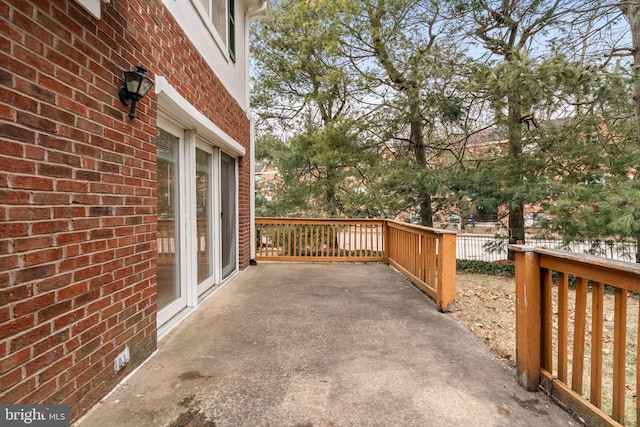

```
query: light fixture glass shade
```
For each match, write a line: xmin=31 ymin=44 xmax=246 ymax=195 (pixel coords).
xmin=136 ymin=77 xmax=154 ymax=97
xmin=119 ymin=65 xmax=154 ymax=119
xmin=124 ymin=66 xmax=154 ymax=98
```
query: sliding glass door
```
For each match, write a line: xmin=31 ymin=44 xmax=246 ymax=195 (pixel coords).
xmin=221 ymin=153 xmax=236 ymax=279
xmin=156 ymin=125 xmax=187 ymax=325
xmin=156 ymin=119 xmax=239 ymax=329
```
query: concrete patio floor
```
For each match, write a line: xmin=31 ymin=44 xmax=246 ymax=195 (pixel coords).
xmin=78 ymin=263 xmax=580 ymax=427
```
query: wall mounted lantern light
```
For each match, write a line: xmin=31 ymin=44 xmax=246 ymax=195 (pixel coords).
xmin=118 ymin=66 xmax=154 ymax=119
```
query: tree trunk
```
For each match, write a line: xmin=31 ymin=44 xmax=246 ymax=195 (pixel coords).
xmin=623 ymin=4 xmax=640 ymax=144
xmin=325 ymin=168 xmax=339 ymax=217
xmin=411 ymin=116 xmax=433 ymax=227
xmin=367 ymin=4 xmax=433 ymax=227
xmin=507 ymin=93 xmax=525 ymax=260
xmin=624 ymin=3 xmax=640 ymax=262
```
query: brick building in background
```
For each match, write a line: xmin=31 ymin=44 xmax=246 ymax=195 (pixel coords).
xmin=0 ymin=0 xmax=270 ymax=421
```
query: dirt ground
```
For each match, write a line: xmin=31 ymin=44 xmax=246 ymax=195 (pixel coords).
xmin=449 ymin=272 xmax=518 ymax=367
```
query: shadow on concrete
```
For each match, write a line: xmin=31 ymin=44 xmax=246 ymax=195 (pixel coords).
xmin=79 ymin=263 xmax=579 ymax=427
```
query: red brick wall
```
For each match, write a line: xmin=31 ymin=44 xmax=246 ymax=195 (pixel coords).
xmin=0 ymin=0 xmax=251 ymax=421
xmin=238 ymin=154 xmax=252 ymax=269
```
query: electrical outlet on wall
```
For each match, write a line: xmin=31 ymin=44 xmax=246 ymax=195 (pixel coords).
xmin=114 ymin=347 xmax=130 ymax=372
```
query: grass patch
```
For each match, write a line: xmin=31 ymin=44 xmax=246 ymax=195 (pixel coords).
xmin=456 ymin=259 xmax=515 ymax=276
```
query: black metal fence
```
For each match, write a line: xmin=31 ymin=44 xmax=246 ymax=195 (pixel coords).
xmin=457 ymin=234 xmax=637 ymax=263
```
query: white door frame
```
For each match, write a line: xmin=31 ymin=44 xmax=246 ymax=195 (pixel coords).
xmin=155 ymin=77 xmax=244 ymax=334
xmin=196 ymin=140 xmax=221 ymax=296
xmin=156 ymin=117 xmax=189 ymax=327
xmin=221 ymin=152 xmax=239 ymax=279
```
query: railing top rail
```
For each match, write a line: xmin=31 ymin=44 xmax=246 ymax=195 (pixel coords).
xmin=538 ymin=247 xmax=640 ymax=275
xmin=255 ymin=217 xmax=458 ymax=235
xmin=256 ymin=217 xmax=385 ymax=225
xmin=457 ymin=233 xmax=504 ymax=238
xmin=385 ymin=219 xmax=458 ymax=235
xmin=510 ymin=245 xmax=640 ymax=275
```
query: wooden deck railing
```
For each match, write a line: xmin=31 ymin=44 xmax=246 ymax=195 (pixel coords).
xmin=512 ymin=245 xmax=640 ymax=426
xmin=255 ymin=218 xmax=456 ymax=312
xmin=385 ymin=220 xmax=456 ymax=312
xmin=255 ymin=218 xmax=385 ymax=262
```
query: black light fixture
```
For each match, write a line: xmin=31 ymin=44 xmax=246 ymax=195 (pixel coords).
xmin=118 ymin=66 xmax=154 ymax=119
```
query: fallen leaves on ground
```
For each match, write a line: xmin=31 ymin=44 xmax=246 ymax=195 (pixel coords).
xmin=449 ymin=273 xmax=517 ymax=367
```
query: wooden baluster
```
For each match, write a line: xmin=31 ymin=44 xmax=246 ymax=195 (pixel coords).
xmin=429 ymin=236 xmax=436 ymax=287
xmin=612 ymin=287 xmax=627 ymax=423
xmin=291 ymin=224 xmax=296 ymax=257
xmin=405 ymin=231 xmax=409 ymax=271
xmin=314 ymin=224 xmax=319 ymax=257
xmin=541 ymin=268 xmax=553 ymax=373
xmin=590 ymin=281 xmax=604 ymax=408
xmin=419 ymin=234 xmax=425 ymax=282
xmin=558 ymin=272 xmax=569 ymax=383
xmin=350 ymin=224 xmax=354 ymax=258
xmin=343 ymin=225 xmax=347 ymax=258
xmin=277 ymin=224 xmax=282 ymax=257
xmin=572 ymin=277 xmax=588 ymax=395
xmin=413 ymin=233 xmax=418 ymax=275
xmin=404 ymin=230 xmax=409 ymax=267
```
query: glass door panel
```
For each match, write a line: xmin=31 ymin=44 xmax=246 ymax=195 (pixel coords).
xmin=156 ymin=125 xmax=187 ymax=326
xmin=157 ymin=128 xmax=180 ymax=310
xmin=196 ymin=148 xmax=215 ymax=294
xmin=221 ymin=153 xmax=236 ymax=278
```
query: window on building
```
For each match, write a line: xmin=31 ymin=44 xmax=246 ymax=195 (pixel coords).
xmin=75 ymin=0 xmax=101 ymax=19
xmin=197 ymin=0 xmax=236 ymax=62
xmin=474 ymin=206 xmax=498 ymax=223
xmin=228 ymin=0 xmax=236 ymax=62
xmin=524 ymin=212 xmax=545 ymax=228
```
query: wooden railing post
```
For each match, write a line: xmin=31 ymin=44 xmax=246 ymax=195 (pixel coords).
xmin=511 ymin=244 xmax=541 ymax=391
xmin=436 ymin=232 xmax=456 ymax=313
xmin=383 ymin=220 xmax=389 ymax=265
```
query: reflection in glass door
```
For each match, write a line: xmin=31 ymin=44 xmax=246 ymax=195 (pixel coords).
xmin=221 ymin=153 xmax=236 ymax=278
xmin=196 ymin=147 xmax=215 ymax=295
xmin=156 ymin=126 xmax=186 ymax=323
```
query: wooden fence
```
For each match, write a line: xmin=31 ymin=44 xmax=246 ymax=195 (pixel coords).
xmin=255 ymin=218 xmax=456 ymax=312
xmin=512 ymin=245 xmax=640 ymax=426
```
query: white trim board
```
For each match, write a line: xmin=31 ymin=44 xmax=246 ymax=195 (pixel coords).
xmin=75 ymin=0 xmax=111 ymax=19
xmin=155 ymin=76 xmax=246 ymax=158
